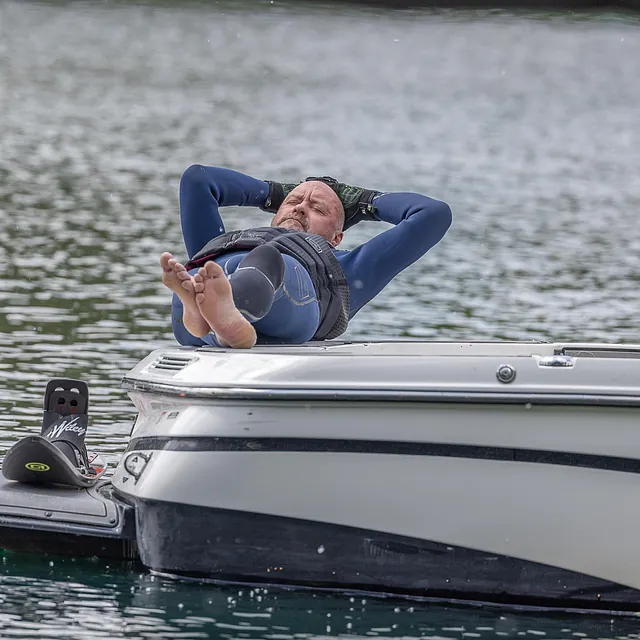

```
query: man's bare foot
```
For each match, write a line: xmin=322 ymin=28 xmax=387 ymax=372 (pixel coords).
xmin=193 ymin=261 xmax=257 ymax=349
xmin=160 ymin=252 xmax=210 ymax=338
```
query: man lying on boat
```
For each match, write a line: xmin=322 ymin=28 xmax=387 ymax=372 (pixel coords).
xmin=160 ymin=165 xmax=452 ymax=348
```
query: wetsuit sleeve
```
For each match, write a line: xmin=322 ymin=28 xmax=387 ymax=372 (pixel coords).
xmin=338 ymin=192 xmax=452 ymax=317
xmin=179 ymin=165 xmax=271 ymax=258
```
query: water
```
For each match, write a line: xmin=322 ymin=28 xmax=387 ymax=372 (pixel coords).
xmin=0 ymin=0 xmax=639 ymax=636
xmin=2 ymin=555 xmax=640 ymax=640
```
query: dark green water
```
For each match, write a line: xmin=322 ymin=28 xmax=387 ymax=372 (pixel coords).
xmin=2 ymin=552 xmax=640 ymax=639
xmin=1 ymin=0 xmax=640 ymax=636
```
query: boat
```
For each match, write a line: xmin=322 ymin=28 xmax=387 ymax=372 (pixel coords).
xmin=2 ymin=340 xmax=640 ymax=612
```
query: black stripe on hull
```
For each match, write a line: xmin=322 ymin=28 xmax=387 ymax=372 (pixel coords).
xmin=132 ymin=499 xmax=640 ymax=611
xmin=127 ymin=436 xmax=640 ymax=475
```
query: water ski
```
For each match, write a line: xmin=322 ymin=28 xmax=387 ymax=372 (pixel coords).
xmin=1 ymin=379 xmax=107 ymax=488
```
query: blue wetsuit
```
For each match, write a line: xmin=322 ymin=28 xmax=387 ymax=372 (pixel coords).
xmin=172 ymin=165 xmax=452 ymax=346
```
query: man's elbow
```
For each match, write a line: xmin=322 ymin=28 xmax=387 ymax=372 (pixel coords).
xmin=428 ymin=198 xmax=453 ymax=238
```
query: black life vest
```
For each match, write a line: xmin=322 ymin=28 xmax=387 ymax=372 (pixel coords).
xmin=185 ymin=227 xmax=350 ymax=340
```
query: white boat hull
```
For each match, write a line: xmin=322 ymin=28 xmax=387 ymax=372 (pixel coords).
xmin=110 ymin=341 xmax=640 ymax=610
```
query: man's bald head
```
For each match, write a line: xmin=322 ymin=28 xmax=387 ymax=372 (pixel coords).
xmin=271 ymin=181 xmax=344 ymax=247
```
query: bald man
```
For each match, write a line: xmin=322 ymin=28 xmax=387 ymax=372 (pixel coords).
xmin=161 ymin=165 xmax=452 ymax=348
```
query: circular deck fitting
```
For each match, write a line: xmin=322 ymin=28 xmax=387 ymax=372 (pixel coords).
xmin=496 ymin=364 xmax=516 ymax=384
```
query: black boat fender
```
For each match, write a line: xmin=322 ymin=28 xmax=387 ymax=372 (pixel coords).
xmin=1 ymin=379 xmax=106 ymax=488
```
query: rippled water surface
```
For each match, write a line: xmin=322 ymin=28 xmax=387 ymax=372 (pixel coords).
xmin=1 ymin=0 xmax=640 ymax=637
xmin=2 ymin=553 xmax=640 ymax=640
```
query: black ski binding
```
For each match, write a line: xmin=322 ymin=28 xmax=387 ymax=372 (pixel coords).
xmin=2 ymin=379 xmax=107 ymax=488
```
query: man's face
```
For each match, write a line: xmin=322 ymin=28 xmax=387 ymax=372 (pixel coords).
xmin=271 ymin=181 xmax=344 ymax=247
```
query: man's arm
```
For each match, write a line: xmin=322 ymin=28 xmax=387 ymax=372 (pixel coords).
xmin=337 ymin=192 xmax=452 ymax=317
xmin=179 ymin=165 xmax=271 ymax=258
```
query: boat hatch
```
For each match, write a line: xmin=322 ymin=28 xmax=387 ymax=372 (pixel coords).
xmin=559 ymin=347 xmax=640 ymax=359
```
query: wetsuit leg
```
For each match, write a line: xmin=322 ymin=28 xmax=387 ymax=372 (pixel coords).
xmin=222 ymin=250 xmax=321 ymax=344
xmin=228 ymin=245 xmax=285 ymax=321
xmin=251 ymin=254 xmax=320 ymax=344
xmin=171 ymin=252 xmax=320 ymax=346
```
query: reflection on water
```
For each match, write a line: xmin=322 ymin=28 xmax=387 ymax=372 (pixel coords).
xmin=1 ymin=553 xmax=640 ymax=640
xmin=1 ymin=0 xmax=640 ymax=637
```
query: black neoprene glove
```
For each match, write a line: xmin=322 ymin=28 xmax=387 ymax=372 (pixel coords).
xmin=260 ymin=180 xmax=301 ymax=213
xmin=304 ymin=176 xmax=382 ymax=230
